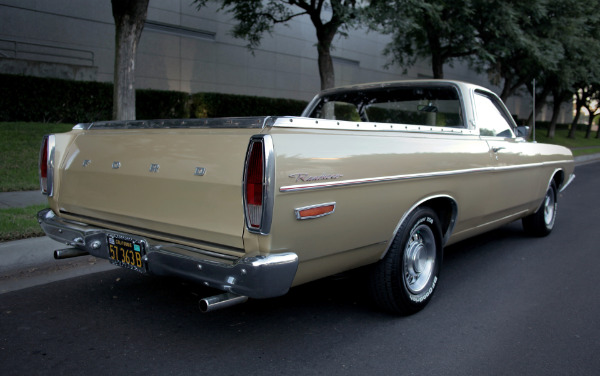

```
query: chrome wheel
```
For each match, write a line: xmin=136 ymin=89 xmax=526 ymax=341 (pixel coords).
xmin=404 ymin=225 xmax=436 ymax=294
xmin=522 ymin=181 xmax=558 ymax=237
xmin=370 ymin=206 xmax=442 ymax=315
xmin=543 ymin=189 xmax=556 ymax=227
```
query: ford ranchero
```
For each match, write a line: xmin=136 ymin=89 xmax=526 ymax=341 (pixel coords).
xmin=38 ymin=80 xmax=575 ymax=314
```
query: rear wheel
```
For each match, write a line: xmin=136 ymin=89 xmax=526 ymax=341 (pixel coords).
xmin=370 ymin=207 xmax=443 ymax=315
xmin=522 ymin=181 xmax=557 ymax=237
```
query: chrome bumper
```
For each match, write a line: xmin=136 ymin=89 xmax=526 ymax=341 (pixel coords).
xmin=37 ymin=209 xmax=298 ymax=299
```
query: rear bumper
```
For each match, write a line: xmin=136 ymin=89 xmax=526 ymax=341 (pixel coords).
xmin=37 ymin=209 xmax=298 ymax=299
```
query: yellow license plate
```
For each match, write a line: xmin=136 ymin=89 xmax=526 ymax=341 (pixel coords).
xmin=107 ymin=234 xmax=146 ymax=272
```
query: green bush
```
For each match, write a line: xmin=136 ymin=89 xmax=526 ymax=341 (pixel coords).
xmin=1 ymin=74 xmax=308 ymax=122
xmin=191 ymin=92 xmax=307 ymax=118
xmin=0 ymin=74 xmax=113 ymax=123
xmin=136 ymin=89 xmax=190 ymax=119
xmin=514 ymin=119 xmax=571 ymax=130
xmin=533 ymin=121 xmax=571 ymax=131
xmin=0 ymin=74 xmax=189 ymax=122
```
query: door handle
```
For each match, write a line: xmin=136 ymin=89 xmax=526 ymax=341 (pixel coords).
xmin=492 ymin=146 xmax=506 ymax=153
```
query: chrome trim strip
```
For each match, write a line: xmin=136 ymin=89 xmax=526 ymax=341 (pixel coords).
xmin=272 ymin=116 xmax=476 ymax=134
xmin=280 ymin=160 xmax=574 ymax=192
xmin=75 ymin=117 xmax=275 ymax=130
xmin=72 ymin=123 xmax=91 ymax=130
xmin=294 ymin=202 xmax=336 ymax=220
xmin=560 ymin=173 xmax=575 ymax=193
xmin=39 ymin=134 xmax=55 ymax=197
xmin=37 ymin=209 xmax=298 ymax=299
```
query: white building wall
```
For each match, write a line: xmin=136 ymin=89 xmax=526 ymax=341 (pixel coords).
xmin=0 ymin=0 xmax=569 ymax=122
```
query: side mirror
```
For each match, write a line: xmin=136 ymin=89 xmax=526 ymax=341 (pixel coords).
xmin=516 ymin=126 xmax=530 ymax=138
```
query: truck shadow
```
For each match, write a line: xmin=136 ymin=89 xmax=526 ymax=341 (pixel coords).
xmin=63 ymin=221 xmax=531 ymax=320
xmin=0 ymin=220 xmax=550 ymax=370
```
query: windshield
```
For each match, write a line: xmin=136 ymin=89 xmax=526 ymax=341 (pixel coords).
xmin=306 ymin=85 xmax=464 ymax=128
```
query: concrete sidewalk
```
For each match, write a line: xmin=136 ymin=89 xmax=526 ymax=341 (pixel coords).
xmin=0 ymin=237 xmax=116 ymax=294
xmin=0 ymin=190 xmax=47 ymax=209
xmin=0 ymin=193 xmax=116 ymax=293
xmin=574 ymin=152 xmax=600 ymax=165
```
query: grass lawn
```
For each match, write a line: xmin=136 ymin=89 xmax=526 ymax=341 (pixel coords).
xmin=533 ymin=127 xmax=600 ymax=156
xmin=0 ymin=122 xmax=74 ymax=192
xmin=0 ymin=204 xmax=48 ymax=241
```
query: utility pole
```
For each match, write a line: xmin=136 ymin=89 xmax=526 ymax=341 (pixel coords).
xmin=532 ymin=79 xmax=536 ymax=142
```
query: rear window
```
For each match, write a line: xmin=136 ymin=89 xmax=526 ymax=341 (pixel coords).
xmin=307 ymin=85 xmax=464 ymax=128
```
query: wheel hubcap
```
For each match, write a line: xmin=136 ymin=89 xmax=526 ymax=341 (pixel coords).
xmin=404 ymin=226 xmax=436 ymax=294
xmin=543 ymin=190 xmax=556 ymax=226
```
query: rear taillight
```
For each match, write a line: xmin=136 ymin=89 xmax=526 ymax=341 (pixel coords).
xmin=243 ymin=135 xmax=274 ymax=234
xmin=39 ymin=135 xmax=55 ymax=196
xmin=246 ymin=141 xmax=263 ymax=228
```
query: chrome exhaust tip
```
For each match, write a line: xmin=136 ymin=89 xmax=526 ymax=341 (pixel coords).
xmin=199 ymin=292 xmax=248 ymax=313
xmin=54 ymin=248 xmax=90 ymax=259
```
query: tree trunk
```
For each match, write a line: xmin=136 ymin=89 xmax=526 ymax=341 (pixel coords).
xmin=568 ymin=92 xmax=585 ymax=139
xmin=568 ymin=107 xmax=581 ymax=139
xmin=317 ymin=42 xmax=335 ymax=90
xmin=426 ymin=24 xmax=444 ymax=79
xmin=585 ymin=112 xmax=594 ymax=139
xmin=546 ymin=90 xmax=564 ymax=139
xmin=499 ymin=76 xmax=527 ymax=103
xmin=111 ymin=0 xmax=149 ymax=121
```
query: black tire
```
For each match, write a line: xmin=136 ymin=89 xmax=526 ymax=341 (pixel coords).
xmin=522 ymin=181 xmax=557 ymax=237
xmin=370 ymin=206 xmax=443 ymax=315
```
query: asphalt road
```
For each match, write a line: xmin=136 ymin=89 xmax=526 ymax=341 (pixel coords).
xmin=1 ymin=162 xmax=599 ymax=376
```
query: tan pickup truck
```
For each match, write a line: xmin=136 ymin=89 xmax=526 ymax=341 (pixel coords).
xmin=38 ymin=80 xmax=575 ymax=314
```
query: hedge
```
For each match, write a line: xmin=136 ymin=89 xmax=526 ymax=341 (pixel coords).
xmin=190 ymin=92 xmax=307 ymax=118
xmin=136 ymin=89 xmax=189 ymax=120
xmin=0 ymin=74 xmax=308 ymax=123
xmin=0 ymin=74 xmax=192 ymax=122
xmin=0 ymin=74 xmax=113 ymax=123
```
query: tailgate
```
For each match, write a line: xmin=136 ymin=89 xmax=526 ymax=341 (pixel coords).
xmin=55 ymin=128 xmax=260 ymax=249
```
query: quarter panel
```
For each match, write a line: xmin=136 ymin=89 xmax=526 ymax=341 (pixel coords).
xmin=264 ymin=128 xmax=494 ymax=280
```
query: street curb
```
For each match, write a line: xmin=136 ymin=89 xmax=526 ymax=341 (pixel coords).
xmin=0 ymin=190 xmax=47 ymax=209
xmin=0 ymin=236 xmax=62 ymax=274
xmin=0 ymin=236 xmax=117 ymax=294
xmin=574 ymin=153 xmax=600 ymax=165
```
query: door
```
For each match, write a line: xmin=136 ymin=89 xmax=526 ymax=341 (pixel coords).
xmin=472 ymin=90 xmax=543 ymax=224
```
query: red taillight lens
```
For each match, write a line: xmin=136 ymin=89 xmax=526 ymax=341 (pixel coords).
xmin=40 ymin=137 xmax=49 ymax=181
xmin=246 ymin=142 xmax=263 ymax=206
xmin=245 ymin=140 xmax=264 ymax=228
xmin=39 ymin=136 xmax=49 ymax=194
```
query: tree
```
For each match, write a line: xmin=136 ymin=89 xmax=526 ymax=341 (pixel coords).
xmin=580 ymin=84 xmax=600 ymax=139
xmin=470 ymin=0 xmax=566 ymax=102
xmin=565 ymin=0 xmax=600 ymax=139
xmin=111 ymin=0 xmax=149 ymax=120
xmin=520 ymin=0 xmax=599 ymax=138
xmin=195 ymin=0 xmax=362 ymax=90
xmin=367 ymin=0 xmax=480 ymax=79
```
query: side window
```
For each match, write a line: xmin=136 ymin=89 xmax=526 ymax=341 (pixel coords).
xmin=474 ymin=92 xmax=515 ymax=138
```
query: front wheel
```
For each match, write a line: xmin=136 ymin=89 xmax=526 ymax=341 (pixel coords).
xmin=522 ymin=181 xmax=558 ymax=237
xmin=370 ymin=207 xmax=443 ymax=315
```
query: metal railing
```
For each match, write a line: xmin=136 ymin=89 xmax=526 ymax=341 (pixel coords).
xmin=0 ymin=39 xmax=94 ymax=66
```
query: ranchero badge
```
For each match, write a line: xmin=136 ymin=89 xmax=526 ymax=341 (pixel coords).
xmin=289 ymin=173 xmax=343 ymax=182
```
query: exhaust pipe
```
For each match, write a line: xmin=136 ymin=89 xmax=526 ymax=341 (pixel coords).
xmin=199 ymin=292 xmax=248 ymax=313
xmin=54 ymin=248 xmax=90 ymax=259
